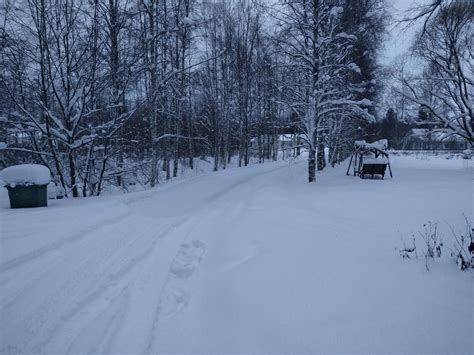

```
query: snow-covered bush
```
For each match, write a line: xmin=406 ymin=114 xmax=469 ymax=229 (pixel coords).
xmin=47 ymin=182 xmax=66 ymax=199
xmin=0 ymin=164 xmax=52 ymax=188
xmin=461 ymin=149 xmax=472 ymax=160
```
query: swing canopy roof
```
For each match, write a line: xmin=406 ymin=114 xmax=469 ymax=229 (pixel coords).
xmin=354 ymin=139 xmax=389 ymax=157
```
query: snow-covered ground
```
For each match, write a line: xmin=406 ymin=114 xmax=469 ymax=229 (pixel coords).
xmin=0 ymin=154 xmax=472 ymax=354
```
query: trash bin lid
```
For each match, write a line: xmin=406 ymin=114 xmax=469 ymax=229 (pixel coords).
xmin=0 ymin=164 xmax=51 ymax=187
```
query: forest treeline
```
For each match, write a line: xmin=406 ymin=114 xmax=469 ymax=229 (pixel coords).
xmin=0 ymin=0 xmax=471 ymax=196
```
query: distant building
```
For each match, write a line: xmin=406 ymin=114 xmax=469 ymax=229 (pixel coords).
xmin=404 ymin=128 xmax=470 ymax=151
xmin=249 ymin=134 xmax=302 ymax=159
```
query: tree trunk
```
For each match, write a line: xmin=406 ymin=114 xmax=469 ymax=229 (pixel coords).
xmin=308 ymin=147 xmax=316 ymax=183
xmin=69 ymin=152 xmax=79 ymax=197
xmin=317 ymin=140 xmax=325 ymax=171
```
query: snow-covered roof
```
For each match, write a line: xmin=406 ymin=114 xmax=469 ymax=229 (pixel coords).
xmin=279 ymin=134 xmax=296 ymax=142
xmin=409 ymin=129 xmax=465 ymax=142
xmin=0 ymin=164 xmax=52 ymax=187
xmin=355 ymin=139 xmax=388 ymax=151
xmin=369 ymin=139 xmax=388 ymax=150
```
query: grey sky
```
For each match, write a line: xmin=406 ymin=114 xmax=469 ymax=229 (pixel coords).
xmin=379 ymin=0 xmax=422 ymax=65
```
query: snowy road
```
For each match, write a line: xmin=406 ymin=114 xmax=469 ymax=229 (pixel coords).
xmin=0 ymin=157 xmax=472 ymax=354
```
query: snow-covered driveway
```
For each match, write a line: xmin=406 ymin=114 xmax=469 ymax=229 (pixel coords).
xmin=0 ymin=157 xmax=472 ymax=354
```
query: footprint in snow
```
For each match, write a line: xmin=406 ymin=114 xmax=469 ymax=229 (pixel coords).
xmin=169 ymin=240 xmax=206 ymax=279
xmin=158 ymin=240 xmax=206 ymax=318
xmin=159 ymin=287 xmax=189 ymax=317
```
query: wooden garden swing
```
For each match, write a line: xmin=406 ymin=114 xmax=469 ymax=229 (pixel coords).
xmin=346 ymin=139 xmax=393 ymax=179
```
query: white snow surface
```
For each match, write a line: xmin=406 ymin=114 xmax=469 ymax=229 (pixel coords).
xmin=0 ymin=155 xmax=472 ymax=354
xmin=0 ymin=164 xmax=51 ymax=187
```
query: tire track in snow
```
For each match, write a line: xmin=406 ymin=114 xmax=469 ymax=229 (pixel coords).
xmin=65 ymin=285 xmax=131 ymax=355
xmin=0 ymin=208 xmax=130 ymax=273
xmin=0 ymin=213 xmax=142 ymax=310
xmin=146 ymin=165 xmax=276 ymax=352
xmin=202 ymin=163 xmax=293 ymax=207
xmin=0 ymin=218 xmax=182 ymax=354
xmin=38 ymin=216 xmax=187 ymax=354
xmin=1 ymin=161 xmax=294 ymax=354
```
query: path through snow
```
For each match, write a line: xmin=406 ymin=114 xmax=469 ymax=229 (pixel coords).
xmin=0 ymin=156 xmax=472 ymax=354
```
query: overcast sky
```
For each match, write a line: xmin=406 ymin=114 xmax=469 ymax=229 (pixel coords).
xmin=379 ymin=0 xmax=422 ymax=65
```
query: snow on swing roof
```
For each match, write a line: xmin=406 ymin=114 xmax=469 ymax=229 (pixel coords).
xmin=0 ymin=164 xmax=52 ymax=187
xmin=355 ymin=139 xmax=388 ymax=151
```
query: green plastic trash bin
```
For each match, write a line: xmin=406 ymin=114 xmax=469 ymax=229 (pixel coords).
xmin=0 ymin=164 xmax=52 ymax=208
xmin=6 ymin=184 xmax=48 ymax=208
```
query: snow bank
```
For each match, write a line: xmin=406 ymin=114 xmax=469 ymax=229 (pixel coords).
xmin=390 ymin=151 xmax=473 ymax=170
xmin=0 ymin=164 xmax=51 ymax=187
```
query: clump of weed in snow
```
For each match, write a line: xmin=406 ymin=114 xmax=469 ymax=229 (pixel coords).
xmin=398 ymin=221 xmax=443 ymax=271
xmin=419 ymin=222 xmax=443 ymax=271
xmin=448 ymin=218 xmax=473 ymax=271
xmin=400 ymin=219 xmax=473 ymax=272
xmin=398 ymin=233 xmax=417 ymax=259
